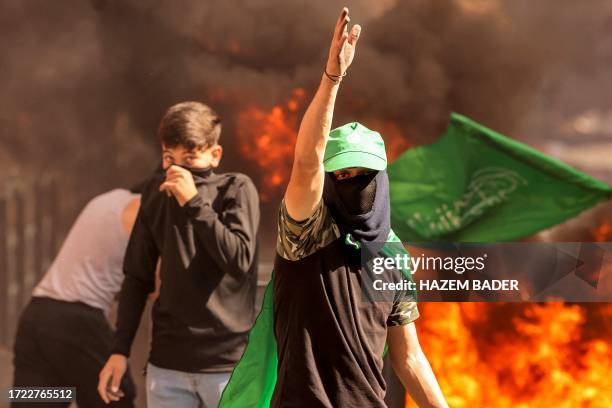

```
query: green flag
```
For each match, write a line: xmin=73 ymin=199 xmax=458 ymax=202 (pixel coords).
xmin=219 ymin=113 xmax=612 ymax=407
xmin=389 ymin=113 xmax=612 ymax=242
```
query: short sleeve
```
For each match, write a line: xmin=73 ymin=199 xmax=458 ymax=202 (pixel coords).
xmin=276 ymin=199 xmax=340 ymax=261
xmin=387 ymin=301 xmax=419 ymax=326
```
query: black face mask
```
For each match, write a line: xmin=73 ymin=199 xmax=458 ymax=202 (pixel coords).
xmin=183 ymin=165 xmax=213 ymax=178
xmin=168 ymin=164 xmax=213 ymax=181
xmin=323 ymin=169 xmax=390 ymax=246
xmin=333 ymin=172 xmax=377 ymax=215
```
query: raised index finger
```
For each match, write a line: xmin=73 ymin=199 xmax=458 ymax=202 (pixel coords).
xmin=334 ymin=7 xmax=349 ymax=39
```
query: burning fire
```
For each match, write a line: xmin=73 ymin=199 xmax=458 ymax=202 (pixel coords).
xmin=409 ymin=222 xmax=611 ymax=407
xmin=236 ymin=89 xmax=412 ymax=201
xmin=411 ymin=302 xmax=612 ymax=407
xmin=591 ymin=221 xmax=611 ymax=242
xmin=236 ymin=88 xmax=305 ymax=202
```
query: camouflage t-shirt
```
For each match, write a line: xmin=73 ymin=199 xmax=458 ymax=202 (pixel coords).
xmin=277 ymin=199 xmax=419 ymax=326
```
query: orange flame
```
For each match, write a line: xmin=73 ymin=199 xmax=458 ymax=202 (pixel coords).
xmin=408 ymin=302 xmax=612 ymax=407
xmin=591 ymin=221 xmax=611 ymax=242
xmin=236 ymin=88 xmax=305 ymax=201
xmin=236 ymin=89 xmax=413 ymax=201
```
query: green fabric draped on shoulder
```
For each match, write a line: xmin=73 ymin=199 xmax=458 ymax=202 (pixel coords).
xmin=218 ymin=229 xmax=412 ymax=408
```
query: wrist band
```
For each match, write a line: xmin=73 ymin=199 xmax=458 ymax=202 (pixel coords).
xmin=324 ymin=69 xmax=347 ymax=83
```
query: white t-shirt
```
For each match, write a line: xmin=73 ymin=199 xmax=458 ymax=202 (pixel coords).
xmin=33 ymin=189 xmax=138 ymax=313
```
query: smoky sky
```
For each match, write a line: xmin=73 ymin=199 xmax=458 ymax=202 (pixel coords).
xmin=1 ymin=0 xmax=611 ymax=234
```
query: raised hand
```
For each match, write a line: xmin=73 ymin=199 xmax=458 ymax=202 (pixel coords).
xmin=284 ymin=8 xmax=361 ymax=221
xmin=326 ymin=7 xmax=361 ymax=78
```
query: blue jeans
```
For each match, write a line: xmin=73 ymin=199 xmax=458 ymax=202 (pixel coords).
xmin=146 ymin=363 xmax=231 ymax=408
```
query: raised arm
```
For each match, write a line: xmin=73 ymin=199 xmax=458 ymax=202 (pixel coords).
xmin=284 ymin=7 xmax=361 ymax=221
xmin=387 ymin=324 xmax=449 ymax=408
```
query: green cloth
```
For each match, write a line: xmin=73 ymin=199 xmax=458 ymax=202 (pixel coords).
xmin=323 ymin=122 xmax=388 ymax=172
xmin=219 ymin=280 xmax=278 ymax=407
xmin=219 ymin=113 xmax=612 ymax=407
xmin=389 ymin=113 xmax=612 ymax=242
xmin=219 ymin=230 xmax=411 ymax=408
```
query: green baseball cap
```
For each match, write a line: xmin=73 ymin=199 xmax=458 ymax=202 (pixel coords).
xmin=323 ymin=122 xmax=387 ymax=172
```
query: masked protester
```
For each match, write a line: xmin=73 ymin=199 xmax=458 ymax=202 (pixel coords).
xmin=272 ymin=8 xmax=448 ymax=408
xmin=98 ymin=102 xmax=260 ymax=408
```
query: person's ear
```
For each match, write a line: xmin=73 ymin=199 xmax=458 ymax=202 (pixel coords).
xmin=210 ymin=145 xmax=223 ymax=168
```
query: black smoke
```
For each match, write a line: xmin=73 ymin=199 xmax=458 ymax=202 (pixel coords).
xmin=1 ymin=0 xmax=609 ymax=238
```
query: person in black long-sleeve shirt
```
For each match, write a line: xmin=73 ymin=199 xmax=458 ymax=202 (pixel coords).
xmin=98 ymin=102 xmax=260 ymax=408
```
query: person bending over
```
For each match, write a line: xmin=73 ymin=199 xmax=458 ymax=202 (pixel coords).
xmin=14 ymin=187 xmax=141 ymax=408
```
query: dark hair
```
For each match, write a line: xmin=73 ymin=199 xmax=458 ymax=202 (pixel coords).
xmin=157 ymin=102 xmax=222 ymax=150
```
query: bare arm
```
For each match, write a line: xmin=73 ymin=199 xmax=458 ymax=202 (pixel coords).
xmin=121 ymin=196 xmax=141 ymax=233
xmin=387 ymin=323 xmax=449 ymax=408
xmin=284 ymin=7 xmax=361 ymax=221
